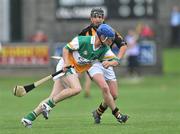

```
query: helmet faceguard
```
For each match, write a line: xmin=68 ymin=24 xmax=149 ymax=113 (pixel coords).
xmin=90 ymin=8 xmax=104 ymax=18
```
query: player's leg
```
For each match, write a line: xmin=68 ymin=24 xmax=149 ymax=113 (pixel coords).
xmin=37 ymin=73 xmax=81 ymax=124
xmin=31 ymin=72 xmax=81 ymax=119
xmin=21 ymin=72 xmax=82 ymax=128
xmin=84 ymin=73 xmax=91 ymax=97
xmin=107 ymin=80 xmax=118 ymax=99
xmin=21 ymin=59 xmax=81 ymax=127
xmin=89 ymin=64 xmax=128 ymax=123
xmin=40 ymin=59 xmax=76 ymax=117
xmin=88 ymin=63 xmax=107 ymax=123
xmin=41 ymin=78 xmax=67 ymax=119
xmin=89 ymin=65 xmax=117 ymax=113
xmin=40 ymin=69 xmax=82 ymax=118
xmin=21 ymin=59 xmax=66 ymax=127
xmin=98 ymin=80 xmax=118 ymax=113
xmin=49 ymin=79 xmax=66 ymax=98
xmin=21 ymin=79 xmax=65 ymax=127
xmin=92 ymin=73 xmax=128 ymax=123
xmin=52 ymin=73 xmax=82 ymax=103
xmin=92 ymin=73 xmax=116 ymax=110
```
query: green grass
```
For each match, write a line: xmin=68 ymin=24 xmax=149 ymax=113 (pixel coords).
xmin=0 ymin=48 xmax=180 ymax=134
xmin=163 ymin=48 xmax=180 ymax=74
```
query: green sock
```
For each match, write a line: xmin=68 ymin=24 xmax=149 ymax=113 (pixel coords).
xmin=24 ymin=111 xmax=37 ymax=121
xmin=47 ymin=99 xmax=56 ymax=108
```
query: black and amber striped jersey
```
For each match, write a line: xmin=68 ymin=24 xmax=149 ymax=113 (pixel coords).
xmin=79 ymin=23 xmax=127 ymax=49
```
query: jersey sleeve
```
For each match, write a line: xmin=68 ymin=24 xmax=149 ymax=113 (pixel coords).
xmin=113 ymin=31 xmax=127 ymax=49
xmin=65 ymin=37 xmax=79 ymax=51
xmin=78 ymin=25 xmax=91 ymax=36
xmin=79 ymin=29 xmax=87 ymax=36
xmin=102 ymin=49 xmax=118 ymax=61
xmin=79 ymin=24 xmax=97 ymax=36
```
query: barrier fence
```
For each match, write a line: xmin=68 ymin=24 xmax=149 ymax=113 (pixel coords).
xmin=0 ymin=41 xmax=162 ymax=75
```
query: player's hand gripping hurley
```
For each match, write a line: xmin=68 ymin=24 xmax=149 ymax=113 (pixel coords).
xmin=13 ymin=66 xmax=72 ymax=97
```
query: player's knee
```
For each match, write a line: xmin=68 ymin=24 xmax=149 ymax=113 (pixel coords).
xmin=74 ymin=86 xmax=82 ymax=95
xmin=113 ymin=95 xmax=118 ymax=100
xmin=101 ymin=85 xmax=110 ymax=94
xmin=111 ymin=92 xmax=118 ymax=100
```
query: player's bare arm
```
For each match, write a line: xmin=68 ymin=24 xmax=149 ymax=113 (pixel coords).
xmin=102 ymin=60 xmax=119 ymax=68
xmin=117 ymin=45 xmax=128 ymax=59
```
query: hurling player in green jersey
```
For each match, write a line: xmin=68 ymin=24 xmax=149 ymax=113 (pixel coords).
xmin=21 ymin=24 xmax=128 ymax=128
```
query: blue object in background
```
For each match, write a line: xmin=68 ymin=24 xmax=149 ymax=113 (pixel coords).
xmin=138 ymin=41 xmax=156 ymax=65
xmin=54 ymin=43 xmax=66 ymax=57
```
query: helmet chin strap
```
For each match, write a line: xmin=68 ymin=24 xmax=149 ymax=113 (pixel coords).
xmin=101 ymin=37 xmax=108 ymax=43
xmin=97 ymin=35 xmax=105 ymax=45
xmin=100 ymin=36 xmax=114 ymax=46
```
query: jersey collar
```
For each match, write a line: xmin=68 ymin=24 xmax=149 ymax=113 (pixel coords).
xmin=91 ymin=36 xmax=102 ymax=51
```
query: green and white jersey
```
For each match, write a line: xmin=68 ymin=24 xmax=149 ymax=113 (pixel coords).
xmin=65 ymin=36 xmax=117 ymax=73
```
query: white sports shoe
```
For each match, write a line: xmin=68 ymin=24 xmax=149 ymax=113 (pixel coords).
xmin=41 ymin=103 xmax=52 ymax=119
xmin=21 ymin=118 xmax=32 ymax=128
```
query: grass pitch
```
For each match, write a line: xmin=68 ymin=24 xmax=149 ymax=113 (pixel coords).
xmin=0 ymin=48 xmax=180 ymax=134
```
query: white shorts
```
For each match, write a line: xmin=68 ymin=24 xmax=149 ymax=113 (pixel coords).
xmin=53 ymin=59 xmax=76 ymax=80
xmin=88 ymin=62 xmax=116 ymax=81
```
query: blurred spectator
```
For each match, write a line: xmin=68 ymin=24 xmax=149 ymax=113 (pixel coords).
xmin=140 ymin=24 xmax=154 ymax=40
xmin=170 ymin=6 xmax=180 ymax=46
xmin=125 ymin=29 xmax=140 ymax=77
xmin=29 ymin=30 xmax=48 ymax=42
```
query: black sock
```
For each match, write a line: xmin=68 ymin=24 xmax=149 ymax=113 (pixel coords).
xmin=112 ymin=107 xmax=121 ymax=119
xmin=96 ymin=103 xmax=108 ymax=116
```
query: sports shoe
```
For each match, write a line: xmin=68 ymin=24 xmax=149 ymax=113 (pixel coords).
xmin=21 ymin=118 xmax=32 ymax=128
xmin=92 ymin=110 xmax=101 ymax=124
xmin=117 ymin=114 xmax=129 ymax=123
xmin=41 ymin=103 xmax=52 ymax=119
